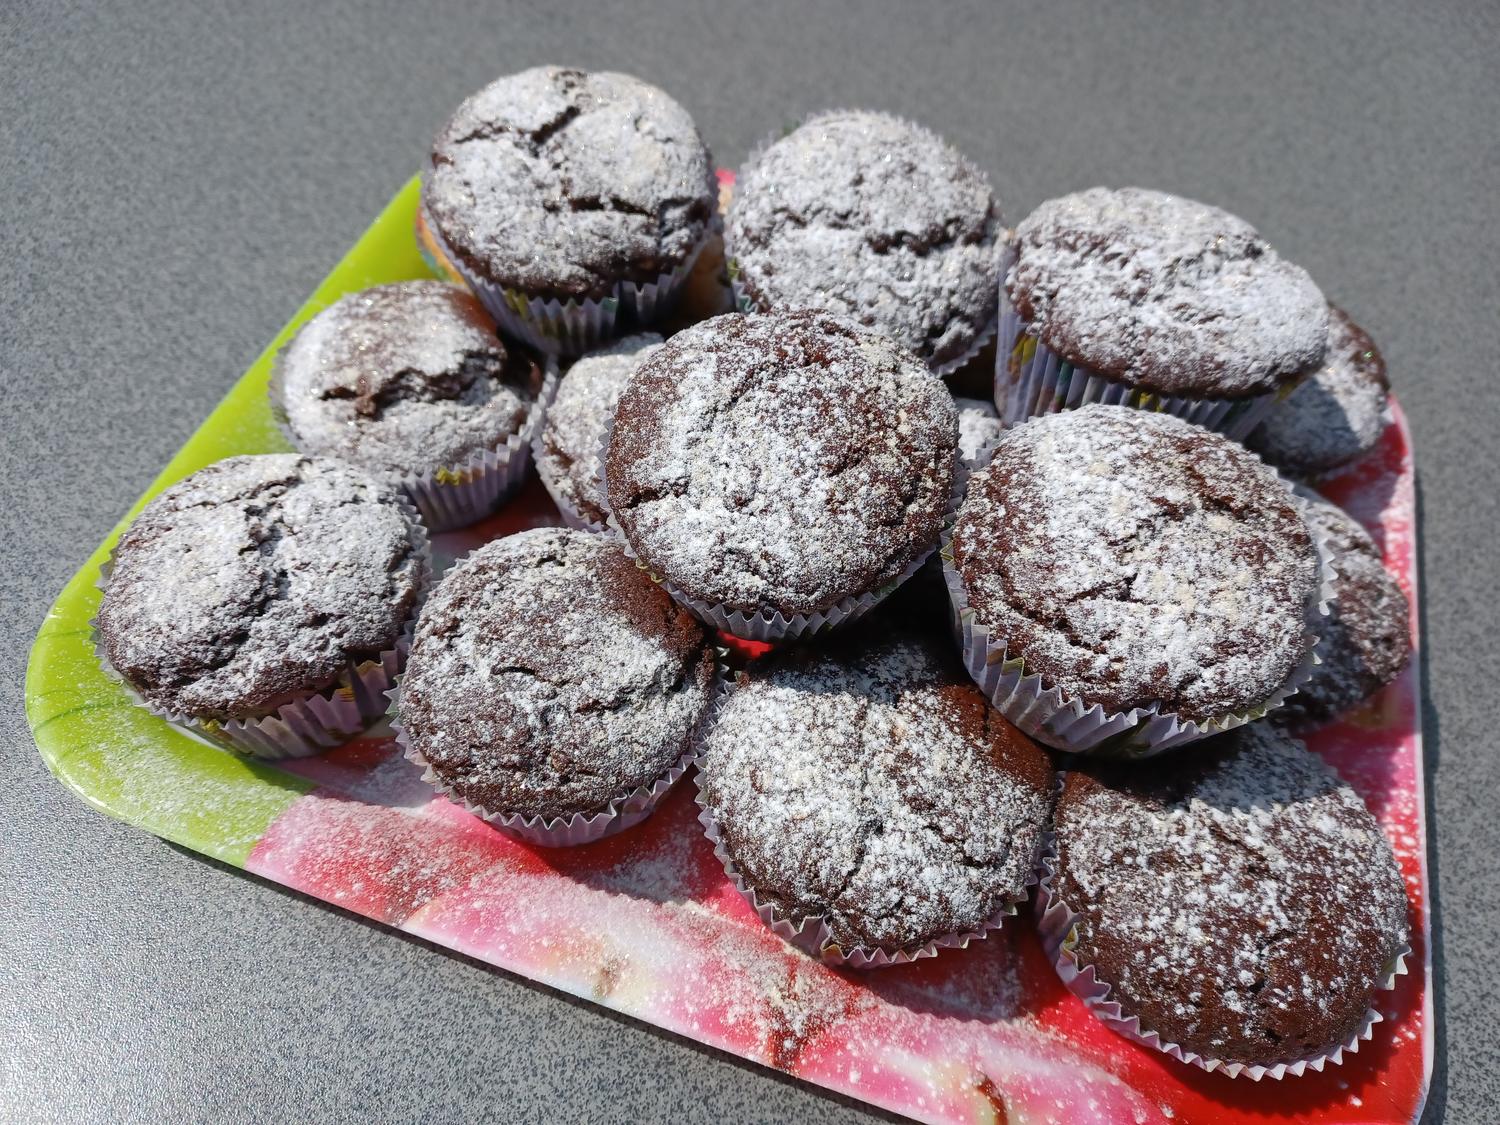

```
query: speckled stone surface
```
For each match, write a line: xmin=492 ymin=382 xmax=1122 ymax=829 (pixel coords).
xmin=2 ymin=2 xmax=1494 ymax=1121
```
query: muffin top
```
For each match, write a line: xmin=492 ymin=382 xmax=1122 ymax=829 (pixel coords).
xmin=951 ymin=405 xmax=1319 ymax=723
xmin=275 ymin=282 xmax=543 ymax=476
xmin=1007 ymin=187 xmax=1328 ymax=398
xmin=535 ymin=333 xmax=663 ymax=526
xmin=97 ymin=455 xmax=428 ymax=721
xmin=1295 ymin=484 xmax=1380 ymax=561
xmin=699 ymin=631 xmax=1055 ymax=952
xmin=954 ymin=395 xmax=1003 ymax=466
xmin=423 ymin=67 xmax=716 ymax=300
xmin=1053 ymin=723 xmax=1409 ymax=1066
xmin=397 ymin=528 xmax=715 ymax=822
xmin=1247 ymin=307 xmax=1390 ymax=476
xmin=726 ymin=110 xmax=1002 ymax=370
xmin=606 ymin=310 xmax=958 ymax=617
xmin=1280 ymin=491 xmax=1411 ymax=726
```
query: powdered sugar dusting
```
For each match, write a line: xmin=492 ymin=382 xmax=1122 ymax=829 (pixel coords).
xmin=423 ymin=67 xmax=716 ymax=298
xmin=607 ymin=310 xmax=958 ymax=616
xmin=1008 ymin=187 xmax=1328 ymax=397
xmin=1248 ymin=307 xmax=1391 ymax=476
xmin=277 ymin=281 xmax=539 ymax=474
xmin=699 ymin=633 xmax=1053 ymax=951
xmin=398 ymin=527 xmax=714 ymax=820
xmin=954 ymin=396 xmax=1003 ymax=466
xmin=952 ymin=405 xmax=1318 ymax=722
xmin=726 ymin=110 xmax=1001 ymax=368
xmin=536 ymin=333 xmax=663 ymax=524
xmin=97 ymin=454 xmax=426 ymax=720
xmin=1054 ymin=723 xmax=1409 ymax=1064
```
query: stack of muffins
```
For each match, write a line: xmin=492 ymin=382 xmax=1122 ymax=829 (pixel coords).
xmin=95 ymin=66 xmax=1414 ymax=1081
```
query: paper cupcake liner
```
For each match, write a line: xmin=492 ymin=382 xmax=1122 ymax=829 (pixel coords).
xmin=417 ymin=199 xmax=710 ymax=357
xmin=993 ymin=247 xmax=1303 ymax=441
xmin=960 ymin=430 xmax=1003 ymax=476
xmin=939 ymin=481 xmax=1338 ymax=755
xmin=692 ymin=686 xmax=1040 ymax=968
xmin=392 ymin=714 xmax=698 ymax=848
xmin=395 ymin=359 xmax=557 ymax=532
xmin=538 ymin=483 xmax=609 ymax=534
xmin=595 ymin=404 xmax=963 ymax=644
xmin=531 ymin=447 xmax=611 ymax=534
xmin=92 ymin=498 xmax=432 ymax=760
xmin=269 ymin=345 xmax=558 ymax=534
xmin=388 ymin=648 xmax=724 ymax=848
xmin=529 ymin=376 xmax=613 ymax=536
xmin=1034 ymin=834 xmax=1411 ymax=1080
xmin=413 ymin=206 xmax=468 ymax=287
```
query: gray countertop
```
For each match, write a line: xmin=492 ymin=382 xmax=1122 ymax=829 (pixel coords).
xmin=3 ymin=2 xmax=1496 ymax=1121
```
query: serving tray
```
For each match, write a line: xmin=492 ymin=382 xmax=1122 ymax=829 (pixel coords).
xmin=27 ymin=175 xmax=1432 ymax=1124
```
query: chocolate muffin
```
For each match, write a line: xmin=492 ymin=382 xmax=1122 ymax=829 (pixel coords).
xmin=605 ymin=310 xmax=958 ymax=635
xmin=1247 ymin=307 xmax=1391 ymax=477
xmin=534 ymin=333 xmax=663 ymax=529
xmin=97 ymin=454 xmax=428 ymax=731
xmin=954 ymin=395 xmax=1003 ymax=467
xmin=1280 ymin=490 xmax=1411 ymax=726
xmin=1048 ymin=723 xmax=1409 ymax=1072
xmin=421 ymin=67 xmax=716 ymax=349
xmin=725 ymin=110 xmax=1002 ymax=372
xmin=949 ymin=405 xmax=1321 ymax=742
xmin=397 ymin=528 xmax=715 ymax=835
xmin=999 ymin=188 xmax=1327 ymax=435
xmin=273 ymin=282 xmax=546 ymax=529
xmin=697 ymin=631 xmax=1054 ymax=958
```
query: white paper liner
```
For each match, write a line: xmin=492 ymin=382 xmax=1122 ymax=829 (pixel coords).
xmin=270 ymin=356 xmax=558 ymax=534
xmin=1034 ymin=833 xmax=1411 ymax=1080
xmin=940 ymin=471 xmax=1338 ymax=755
xmin=692 ymin=673 xmax=1041 ymax=968
xmin=417 ymin=199 xmax=710 ymax=357
xmin=535 ymin=476 xmax=610 ymax=534
xmin=413 ymin=205 xmax=469 ymax=286
xmin=393 ymin=359 xmax=557 ymax=532
xmin=993 ymin=245 xmax=1306 ymax=441
xmin=595 ymin=403 xmax=963 ymax=643
xmin=92 ymin=497 xmax=431 ymax=760
xmin=388 ymin=647 xmax=725 ymax=848
xmin=531 ymin=447 xmax=611 ymax=534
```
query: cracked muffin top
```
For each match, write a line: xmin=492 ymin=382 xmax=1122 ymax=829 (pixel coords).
xmin=698 ymin=629 xmax=1054 ymax=953
xmin=422 ymin=66 xmax=717 ymax=301
xmin=605 ymin=310 xmax=958 ymax=618
xmin=274 ymin=282 xmax=544 ymax=476
xmin=535 ymin=333 xmax=663 ymax=526
xmin=1007 ymin=187 xmax=1328 ymax=398
xmin=1052 ymin=724 xmax=1409 ymax=1066
xmin=397 ymin=527 xmax=715 ymax=822
xmin=1277 ymin=490 xmax=1411 ymax=727
xmin=950 ymin=405 xmax=1319 ymax=723
xmin=725 ymin=110 xmax=1002 ymax=370
xmin=97 ymin=454 xmax=429 ymax=721
xmin=1247 ymin=306 xmax=1391 ymax=477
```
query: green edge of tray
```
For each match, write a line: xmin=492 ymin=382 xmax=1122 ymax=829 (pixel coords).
xmin=25 ymin=175 xmax=433 ymax=867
